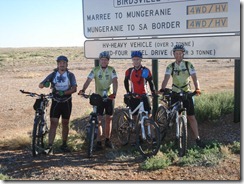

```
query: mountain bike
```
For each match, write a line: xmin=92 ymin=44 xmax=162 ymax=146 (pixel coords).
xmin=155 ymin=88 xmax=197 ymax=157
xmin=80 ymin=92 xmax=109 ymax=158
xmin=20 ymin=90 xmax=53 ymax=157
xmin=117 ymin=93 xmax=161 ymax=158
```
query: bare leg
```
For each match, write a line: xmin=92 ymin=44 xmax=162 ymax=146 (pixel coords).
xmin=61 ymin=119 xmax=69 ymax=143
xmin=97 ymin=115 xmax=103 ymax=141
xmin=105 ymin=115 xmax=112 ymax=139
xmin=187 ymin=115 xmax=199 ymax=139
xmin=48 ymin=118 xmax=59 ymax=145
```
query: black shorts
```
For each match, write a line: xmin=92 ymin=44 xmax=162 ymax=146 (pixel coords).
xmin=97 ymin=99 xmax=114 ymax=116
xmin=171 ymin=94 xmax=195 ymax=116
xmin=50 ymin=99 xmax=72 ymax=119
xmin=129 ymin=96 xmax=151 ymax=115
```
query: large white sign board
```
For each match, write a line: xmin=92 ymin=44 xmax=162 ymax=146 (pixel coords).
xmin=82 ymin=0 xmax=240 ymax=38
xmin=84 ymin=35 xmax=240 ymax=59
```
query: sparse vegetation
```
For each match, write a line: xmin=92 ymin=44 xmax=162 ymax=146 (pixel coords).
xmin=139 ymin=141 xmax=240 ymax=170
xmin=194 ymin=91 xmax=234 ymax=122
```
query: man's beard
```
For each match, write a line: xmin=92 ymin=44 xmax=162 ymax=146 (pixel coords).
xmin=59 ymin=66 xmax=66 ymax=71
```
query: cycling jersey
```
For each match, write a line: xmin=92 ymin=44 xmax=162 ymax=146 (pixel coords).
xmin=88 ymin=66 xmax=117 ymax=96
xmin=41 ymin=70 xmax=77 ymax=100
xmin=125 ymin=66 xmax=153 ymax=95
xmin=165 ymin=60 xmax=196 ymax=93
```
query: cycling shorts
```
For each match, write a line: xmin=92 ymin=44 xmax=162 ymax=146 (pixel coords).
xmin=129 ymin=96 xmax=151 ymax=115
xmin=50 ymin=99 xmax=72 ymax=119
xmin=97 ymin=99 xmax=115 ymax=116
xmin=171 ymin=94 xmax=195 ymax=116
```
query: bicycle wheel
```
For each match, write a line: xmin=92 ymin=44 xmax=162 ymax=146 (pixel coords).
xmin=177 ymin=115 xmax=187 ymax=157
xmin=136 ymin=118 xmax=161 ymax=158
xmin=87 ymin=119 xmax=96 ymax=158
xmin=32 ymin=117 xmax=45 ymax=156
xmin=155 ymin=105 xmax=168 ymax=141
xmin=117 ymin=111 xmax=132 ymax=146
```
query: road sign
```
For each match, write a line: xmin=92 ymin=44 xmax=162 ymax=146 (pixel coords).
xmin=82 ymin=0 xmax=240 ymax=38
xmin=84 ymin=35 xmax=240 ymax=59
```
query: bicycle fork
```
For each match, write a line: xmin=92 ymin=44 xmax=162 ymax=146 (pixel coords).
xmin=175 ymin=110 xmax=187 ymax=139
xmin=139 ymin=116 xmax=151 ymax=140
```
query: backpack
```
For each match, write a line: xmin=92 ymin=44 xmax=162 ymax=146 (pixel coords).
xmin=50 ymin=69 xmax=72 ymax=88
xmin=171 ymin=61 xmax=190 ymax=76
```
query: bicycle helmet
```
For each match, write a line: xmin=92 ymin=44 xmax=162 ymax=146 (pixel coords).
xmin=56 ymin=55 xmax=68 ymax=62
xmin=131 ymin=51 xmax=143 ymax=58
xmin=173 ymin=44 xmax=185 ymax=52
xmin=99 ymin=51 xmax=110 ymax=60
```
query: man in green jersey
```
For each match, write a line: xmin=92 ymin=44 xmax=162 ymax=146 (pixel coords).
xmin=159 ymin=44 xmax=205 ymax=148
xmin=78 ymin=51 xmax=118 ymax=150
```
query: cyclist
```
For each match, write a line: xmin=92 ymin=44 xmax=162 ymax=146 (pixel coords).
xmin=159 ymin=44 xmax=205 ymax=148
xmin=39 ymin=55 xmax=77 ymax=154
xmin=78 ymin=51 xmax=118 ymax=150
xmin=124 ymin=50 xmax=156 ymax=120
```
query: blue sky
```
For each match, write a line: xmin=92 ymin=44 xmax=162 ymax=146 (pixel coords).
xmin=0 ymin=0 xmax=85 ymax=47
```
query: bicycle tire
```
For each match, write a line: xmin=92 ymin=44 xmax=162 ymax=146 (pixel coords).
xmin=136 ymin=118 xmax=161 ymax=158
xmin=87 ymin=119 xmax=96 ymax=158
xmin=117 ymin=111 xmax=131 ymax=146
xmin=177 ymin=115 xmax=187 ymax=157
xmin=155 ymin=105 xmax=169 ymax=142
xmin=32 ymin=117 xmax=45 ymax=156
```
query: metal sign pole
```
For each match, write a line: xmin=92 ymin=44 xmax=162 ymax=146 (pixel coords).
xmin=152 ymin=59 xmax=158 ymax=120
xmin=234 ymin=59 xmax=240 ymax=123
xmin=94 ymin=59 xmax=99 ymax=67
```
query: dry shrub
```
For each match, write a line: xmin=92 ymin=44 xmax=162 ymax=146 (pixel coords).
xmin=0 ymin=135 xmax=30 ymax=150
xmin=15 ymin=72 xmax=42 ymax=79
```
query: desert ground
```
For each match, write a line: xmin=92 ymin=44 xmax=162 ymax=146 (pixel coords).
xmin=0 ymin=47 xmax=240 ymax=180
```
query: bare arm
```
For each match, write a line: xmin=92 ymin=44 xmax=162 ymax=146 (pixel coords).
xmin=112 ymin=77 xmax=118 ymax=94
xmin=64 ymin=86 xmax=77 ymax=95
xmin=191 ymin=73 xmax=200 ymax=90
xmin=39 ymin=83 xmax=44 ymax=88
xmin=81 ymin=78 xmax=92 ymax=92
xmin=160 ymin=74 xmax=171 ymax=90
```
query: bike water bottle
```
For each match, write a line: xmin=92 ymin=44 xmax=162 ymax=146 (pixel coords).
xmin=103 ymin=90 xmax=108 ymax=102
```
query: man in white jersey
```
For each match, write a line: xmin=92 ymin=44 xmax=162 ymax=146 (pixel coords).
xmin=78 ymin=51 xmax=118 ymax=150
xmin=159 ymin=44 xmax=205 ymax=148
xmin=39 ymin=55 xmax=77 ymax=154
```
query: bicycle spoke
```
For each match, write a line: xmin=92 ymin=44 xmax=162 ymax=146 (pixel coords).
xmin=136 ymin=119 xmax=161 ymax=158
xmin=177 ymin=116 xmax=187 ymax=157
xmin=155 ymin=106 xmax=169 ymax=142
xmin=117 ymin=111 xmax=131 ymax=146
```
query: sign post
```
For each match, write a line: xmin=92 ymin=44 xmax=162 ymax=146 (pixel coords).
xmin=234 ymin=59 xmax=240 ymax=123
xmin=82 ymin=0 xmax=240 ymax=39
xmin=84 ymin=35 xmax=240 ymax=59
xmin=152 ymin=59 xmax=158 ymax=119
xmin=82 ymin=0 xmax=240 ymax=123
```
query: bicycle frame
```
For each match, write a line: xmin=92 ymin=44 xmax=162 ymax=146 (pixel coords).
xmin=20 ymin=90 xmax=52 ymax=156
xmin=127 ymin=95 xmax=150 ymax=140
xmin=156 ymin=88 xmax=197 ymax=156
xmin=165 ymin=92 xmax=187 ymax=139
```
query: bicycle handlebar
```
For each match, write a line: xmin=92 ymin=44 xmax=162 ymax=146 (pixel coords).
xmin=160 ymin=88 xmax=197 ymax=99
xmin=79 ymin=93 xmax=90 ymax=99
xmin=20 ymin=90 xmax=53 ymax=98
xmin=124 ymin=93 xmax=156 ymax=99
xmin=79 ymin=92 xmax=114 ymax=100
